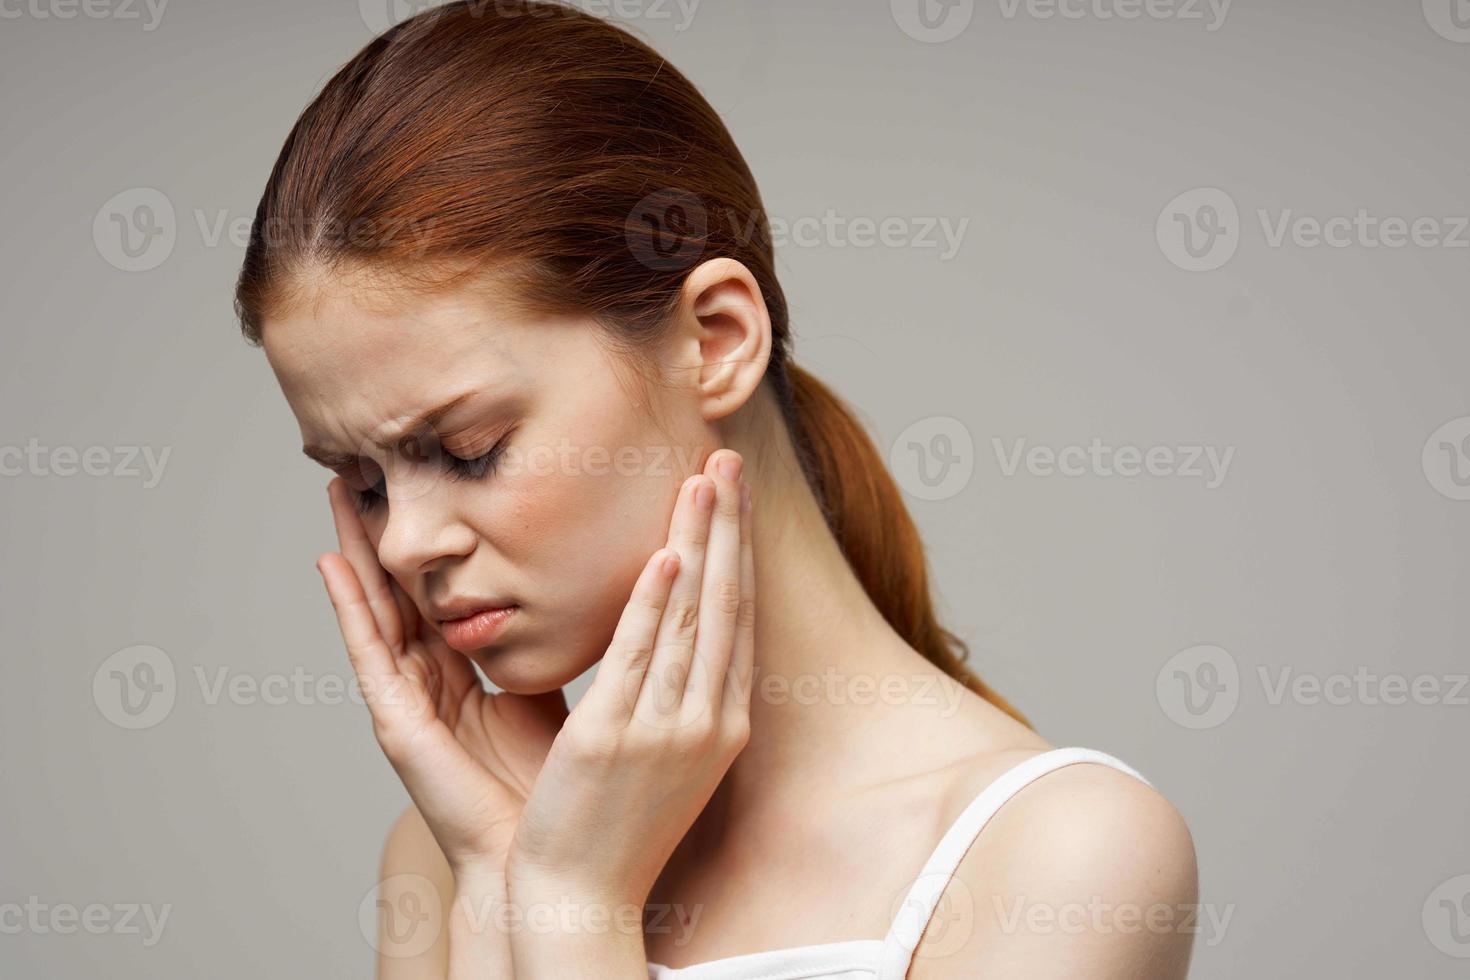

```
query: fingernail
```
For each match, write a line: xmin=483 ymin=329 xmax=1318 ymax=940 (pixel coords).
xmin=695 ymin=481 xmax=715 ymax=510
xmin=660 ymin=550 xmax=681 ymax=576
xmin=717 ymin=452 xmax=743 ymax=482
xmin=740 ymin=482 xmax=751 ymax=512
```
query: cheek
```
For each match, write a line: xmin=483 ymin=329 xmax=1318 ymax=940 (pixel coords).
xmin=502 ymin=461 xmax=679 ymax=603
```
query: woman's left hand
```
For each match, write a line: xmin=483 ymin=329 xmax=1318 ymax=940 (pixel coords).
xmin=504 ymin=448 xmax=755 ymax=916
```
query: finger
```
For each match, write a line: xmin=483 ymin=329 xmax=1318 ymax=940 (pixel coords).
xmin=327 ymin=478 xmax=406 ymax=652
xmin=388 ymin=577 xmax=423 ymax=644
xmin=582 ymin=546 xmax=681 ymax=723
xmin=689 ymin=450 xmax=743 ymax=712
xmin=318 ymin=555 xmax=520 ymax=864
xmin=722 ymin=480 xmax=755 ymax=717
xmin=316 ymin=552 xmax=417 ymax=725
xmin=635 ymin=473 xmax=715 ymax=718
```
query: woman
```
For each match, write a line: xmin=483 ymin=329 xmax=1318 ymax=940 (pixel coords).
xmin=234 ymin=2 xmax=1198 ymax=977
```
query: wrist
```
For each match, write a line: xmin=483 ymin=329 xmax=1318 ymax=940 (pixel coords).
xmin=506 ymin=864 xmax=648 ymax=928
xmin=502 ymin=870 xmax=650 ymax=978
xmin=506 ymin=848 xmax=648 ymax=908
xmin=451 ymin=858 xmax=510 ymax=892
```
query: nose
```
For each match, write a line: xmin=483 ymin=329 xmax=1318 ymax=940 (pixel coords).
xmin=373 ymin=479 xmax=478 ymax=579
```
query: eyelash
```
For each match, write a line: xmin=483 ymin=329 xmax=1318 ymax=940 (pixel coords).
xmin=353 ymin=434 xmax=511 ymax=514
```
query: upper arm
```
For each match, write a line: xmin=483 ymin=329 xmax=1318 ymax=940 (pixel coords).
xmin=375 ymin=805 xmax=454 ymax=980
xmin=909 ymin=763 xmax=1200 ymax=980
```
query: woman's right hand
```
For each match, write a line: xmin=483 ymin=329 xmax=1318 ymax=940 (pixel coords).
xmin=316 ymin=478 xmax=567 ymax=876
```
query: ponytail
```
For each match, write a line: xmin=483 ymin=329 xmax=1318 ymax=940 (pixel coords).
xmin=776 ymin=359 xmax=1029 ymax=727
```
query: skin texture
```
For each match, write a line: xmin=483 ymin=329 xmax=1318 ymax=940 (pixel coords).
xmin=260 ymin=257 xmax=1199 ymax=979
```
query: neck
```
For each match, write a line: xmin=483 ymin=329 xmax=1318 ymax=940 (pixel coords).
xmin=701 ymin=392 xmax=960 ymax=824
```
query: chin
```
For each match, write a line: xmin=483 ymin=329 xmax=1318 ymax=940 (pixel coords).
xmin=469 ymin=640 xmax=600 ymax=695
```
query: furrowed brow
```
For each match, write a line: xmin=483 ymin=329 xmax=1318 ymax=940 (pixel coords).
xmin=300 ymin=392 xmax=477 ymax=469
xmin=302 ymin=445 xmax=359 ymax=469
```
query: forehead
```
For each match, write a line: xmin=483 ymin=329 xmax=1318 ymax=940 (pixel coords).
xmin=261 ymin=267 xmax=566 ymax=448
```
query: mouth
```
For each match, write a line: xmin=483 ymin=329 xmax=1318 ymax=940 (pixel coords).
xmin=432 ymin=601 xmax=520 ymax=653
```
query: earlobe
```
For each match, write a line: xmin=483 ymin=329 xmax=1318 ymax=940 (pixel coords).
xmin=681 ymin=258 xmax=773 ymax=423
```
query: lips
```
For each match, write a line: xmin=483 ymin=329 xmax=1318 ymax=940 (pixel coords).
xmin=432 ymin=601 xmax=519 ymax=653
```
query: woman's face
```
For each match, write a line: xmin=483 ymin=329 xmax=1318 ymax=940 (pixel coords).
xmin=262 ymin=267 xmax=709 ymax=694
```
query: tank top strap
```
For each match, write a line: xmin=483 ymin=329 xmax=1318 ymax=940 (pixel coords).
xmin=875 ymin=747 xmax=1151 ymax=979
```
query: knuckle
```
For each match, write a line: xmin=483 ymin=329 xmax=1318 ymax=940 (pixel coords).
xmin=637 ymin=586 xmax=669 ymax=613
xmin=615 ymin=642 xmax=654 ymax=671
xmin=563 ymin=729 xmax=618 ymax=767
xmin=668 ymin=600 xmax=699 ymax=637
xmin=723 ymin=716 xmax=751 ymax=750
xmin=715 ymin=577 xmax=741 ymax=616
xmin=658 ymin=660 xmax=689 ymax=694
xmin=736 ymin=595 xmax=756 ymax=630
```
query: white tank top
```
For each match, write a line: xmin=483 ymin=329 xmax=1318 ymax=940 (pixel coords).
xmin=645 ymin=747 xmax=1150 ymax=980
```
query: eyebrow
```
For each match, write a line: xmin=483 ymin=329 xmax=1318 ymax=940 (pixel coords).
xmin=302 ymin=392 xmax=476 ymax=468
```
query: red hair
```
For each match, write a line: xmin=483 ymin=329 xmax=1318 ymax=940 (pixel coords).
xmin=234 ymin=0 xmax=1026 ymax=725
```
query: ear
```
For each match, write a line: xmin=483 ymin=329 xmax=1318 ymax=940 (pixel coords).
xmin=666 ymin=257 xmax=773 ymax=423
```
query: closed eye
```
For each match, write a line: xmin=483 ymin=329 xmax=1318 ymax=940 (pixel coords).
xmin=446 ymin=435 xmax=511 ymax=481
xmin=351 ymin=430 xmax=513 ymax=514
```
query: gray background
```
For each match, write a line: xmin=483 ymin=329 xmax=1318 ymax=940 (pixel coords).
xmin=3 ymin=0 xmax=1468 ymax=976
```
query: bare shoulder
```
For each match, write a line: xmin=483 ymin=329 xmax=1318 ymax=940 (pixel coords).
xmin=376 ymin=805 xmax=452 ymax=977
xmin=911 ymin=755 xmax=1199 ymax=980
xmin=383 ymin=803 xmax=453 ymax=881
